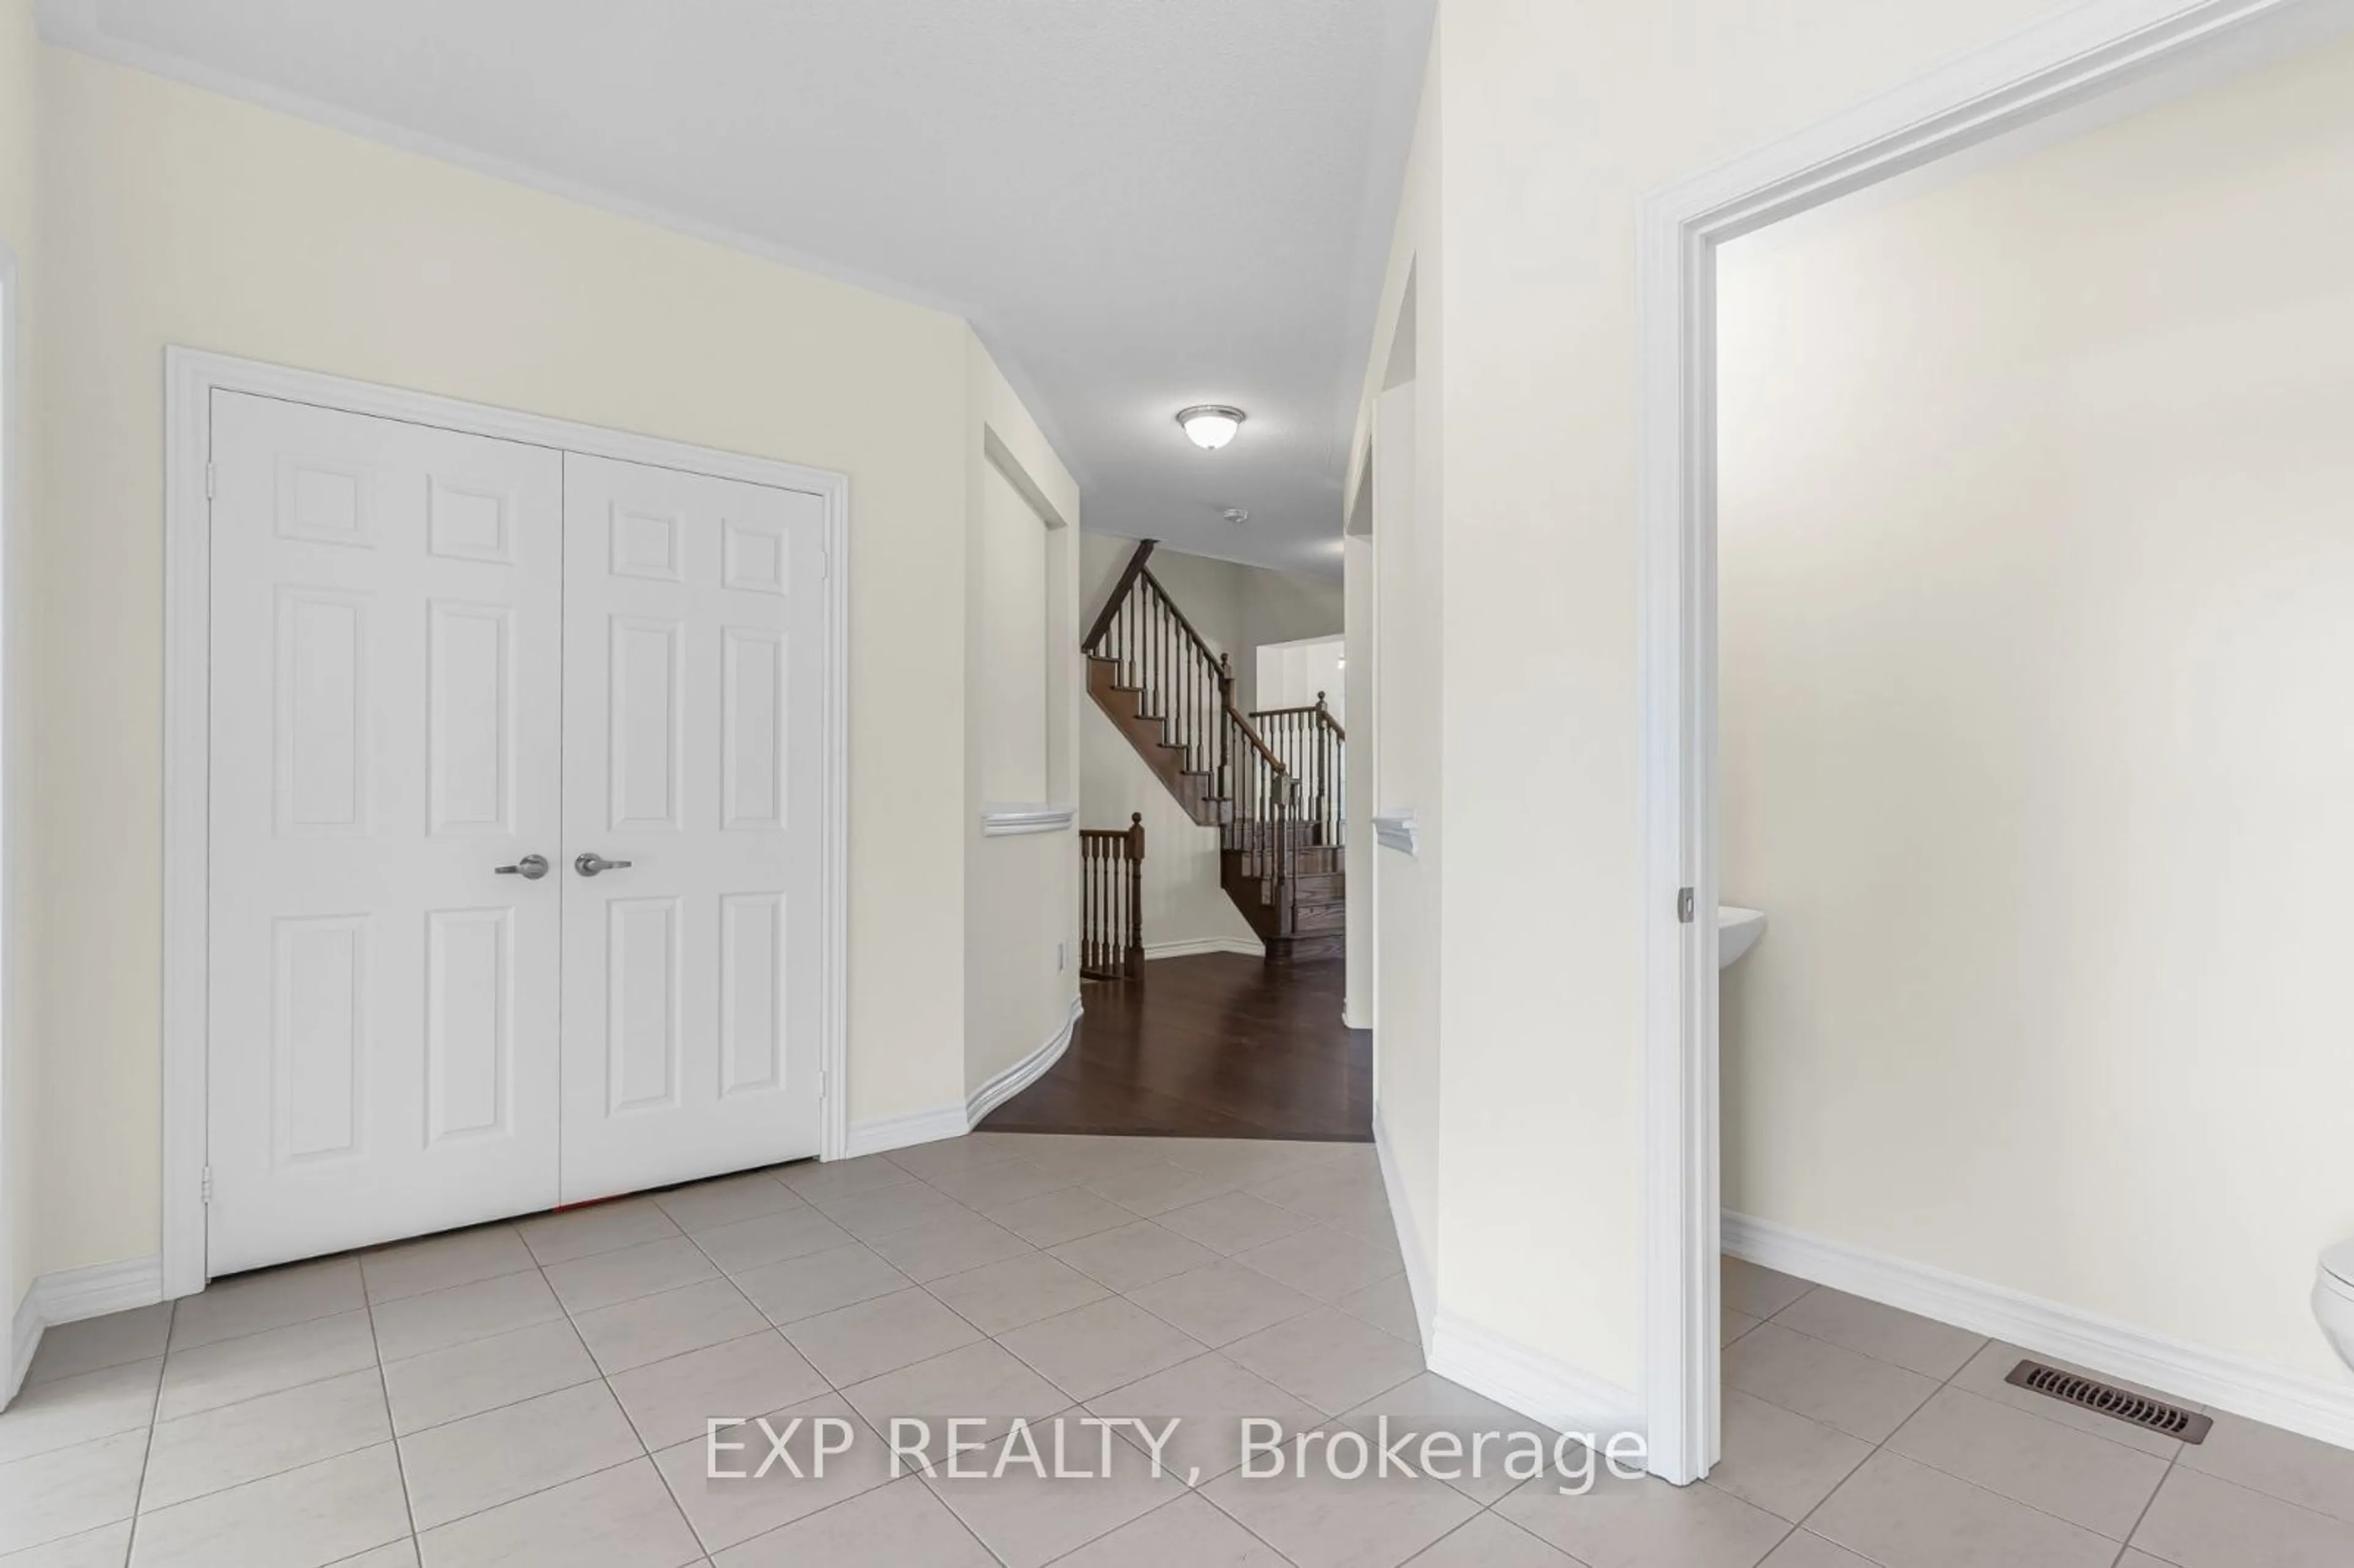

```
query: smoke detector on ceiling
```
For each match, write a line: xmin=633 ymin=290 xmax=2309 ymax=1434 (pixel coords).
xmin=1222 ymin=508 xmax=1250 ymax=527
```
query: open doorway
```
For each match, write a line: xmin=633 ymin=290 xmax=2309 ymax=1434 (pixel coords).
xmin=1640 ymin=0 xmax=2354 ymax=1484
xmin=980 ymin=532 xmax=1368 ymax=1141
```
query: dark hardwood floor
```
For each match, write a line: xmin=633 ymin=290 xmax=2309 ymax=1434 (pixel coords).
xmin=980 ymin=954 xmax=1371 ymax=1142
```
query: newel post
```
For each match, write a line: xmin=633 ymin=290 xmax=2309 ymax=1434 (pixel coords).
xmin=1217 ymin=652 xmax=1235 ymax=788
xmin=1124 ymin=812 xmax=1145 ymax=980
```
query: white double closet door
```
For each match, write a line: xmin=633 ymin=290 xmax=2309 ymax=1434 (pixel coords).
xmin=206 ymin=390 xmax=825 ymax=1276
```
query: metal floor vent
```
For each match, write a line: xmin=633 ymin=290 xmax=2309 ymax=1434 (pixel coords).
xmin=2003 ymin=1360 xmax=2211 ymax=1444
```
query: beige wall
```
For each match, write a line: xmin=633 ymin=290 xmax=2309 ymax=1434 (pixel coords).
xmin=25 ymin=47 xmax=1043 ymax=1280
xmin=1720 ymin=34 xmax=2354 ymax=1382
xmin=977 ymin=464 xmax=1051 ymax=805
xmin=1078 ymin=533 xmax=1341 ymax=955
xmin=1350 ymin=0 xmax=2087 ymax=1391
xmin=1 ymin=0 xmax=36 ymax=1322
xmin=964 ymin=337 xmax=1083 ymax=1102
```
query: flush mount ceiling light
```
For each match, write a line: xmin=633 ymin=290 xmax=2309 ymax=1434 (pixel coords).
xmin=1177 ymin=405 xmax=1246 ymax=450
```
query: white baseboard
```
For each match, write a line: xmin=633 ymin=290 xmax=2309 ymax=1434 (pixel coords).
xmin=842 ymin=997 xmax=1084 ymax=1162
xmin=840 ymin=1103 xmax=971 ymax=1160
xmin=1143 ymin=936 xmax=1263 ymax=961
xmin=1370 ymin=1102 xmax=1642 ymax=1446
xmin=34 ymin=1255 xmax=165 ymax=1326
xmin=7 ymin=1290 xmax=38 ymax=1406
xmin=1428 ymin=1311 xmax=1647 ymax=1445
xmin=1724 ymin=1212 xmax=2354 ymax=1453
xmin=1371 ymin=1101 xmax=1434 ymax=1352
xmin=6 ymin=1256 xmax=166 ymax=1406
xmin=966 ymin=997 xmax=1083 ymax=1126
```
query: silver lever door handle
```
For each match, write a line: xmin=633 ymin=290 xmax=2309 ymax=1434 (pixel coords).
xmin=574 ymin=853 xmax=634 ymax=877
xmin=495 ymin=854 xmax=550 ymax=880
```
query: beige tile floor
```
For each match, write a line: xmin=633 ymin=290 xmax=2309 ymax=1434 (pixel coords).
xmin=4 ymin=1133 xmax=2350 ymax=1567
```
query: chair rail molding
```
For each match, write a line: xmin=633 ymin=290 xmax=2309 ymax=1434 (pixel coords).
xmin=981 ymin=804 xmax=1076 ymax=837
xmin=1371 ymin=812 xmax=1418 ymax=856
xmin=1634 ymin=0 xmax=2324 ymax=1484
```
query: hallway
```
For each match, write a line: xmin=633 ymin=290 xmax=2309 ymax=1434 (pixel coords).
xmin=981 ymin=957 xmax=1368 ymax=1143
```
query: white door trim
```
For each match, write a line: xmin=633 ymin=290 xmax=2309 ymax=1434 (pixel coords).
xmin=162 ymin=348 xmax=851 ymax=1300
xmin=1635 ymin=0 xmax=2329 ymax=1484
xmin=0 ymin=246 xmax=18 ymax=1352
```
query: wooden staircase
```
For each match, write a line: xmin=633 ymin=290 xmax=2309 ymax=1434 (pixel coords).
xmin=1083 ymin=541 xmax=1346 ymax=964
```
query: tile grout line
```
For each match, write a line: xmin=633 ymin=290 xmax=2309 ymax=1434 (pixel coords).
xmin=1754 ymin=1273 xmax=2187 ymax=1455
xmin=64 ymin=1149 xmax=1542 ymax=1567
xmin=114 ymin=1293 xmax=178 ymax=1568
xmin=1755 ymin=1271 xmax=2179 ymax=1567
xmin=2110 ymin=1444 xmax=2180 ymax=1568
xmin=359 ymin=1277 xmax=423 ymax=1561
xmin=688 ymin=1144 xmax=1392 ymax=1568
xmin=23 ymin=1155 xmax=1299 ymax=1563
xmin=377 ymin=1190 xmax=781 ymax=1553
xmin=362 ymin=1184 xmax=802 ymax=1556
xmin=562 ymin=1189 xmax=779 ymax=1561
xmin=1750 ymin=1274 xmax=2193 ymax=1466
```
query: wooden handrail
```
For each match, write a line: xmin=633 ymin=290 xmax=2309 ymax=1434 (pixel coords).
xmin=1249 ymin=702 xmax=1346 ymax=743
xmin=1136 ymin=568 xmax=1223 ymax=675
xmin=1247 ymin=691 xmax=1343 ymax=855
xmin=1083 ymin=538 xmax=1157 ymax=653
xmin=1224 ymin=698 xmax=1287 ymax=773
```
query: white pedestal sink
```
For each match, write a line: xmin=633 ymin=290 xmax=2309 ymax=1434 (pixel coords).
xmin=1719 ymin=907 xmax=1766 ymax=969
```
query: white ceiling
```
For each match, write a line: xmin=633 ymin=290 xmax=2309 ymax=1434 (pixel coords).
xmin=49 ymin=0 xmax=1434 ymax=576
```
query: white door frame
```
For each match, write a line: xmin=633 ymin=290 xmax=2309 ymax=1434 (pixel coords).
xmin=0 ymin=245 xmax=18 ymax=1378
xmin=162 ymin=348 xmax=850 ymax=1300
xmin=1636 ymin=0 xmax=2328 ymax=1484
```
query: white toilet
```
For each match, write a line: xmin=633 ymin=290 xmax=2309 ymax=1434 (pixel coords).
xmin=2317 ymin=1238 xmax=2354 ymax=1372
